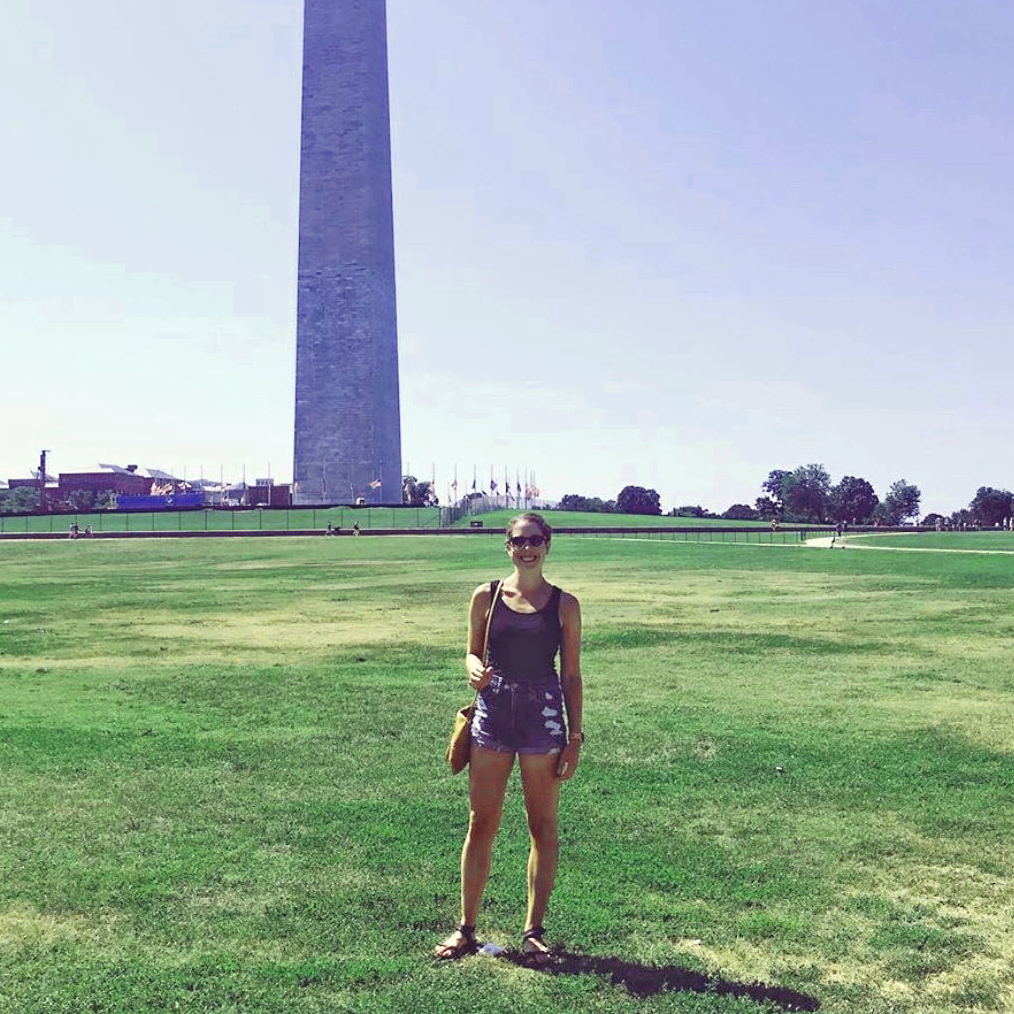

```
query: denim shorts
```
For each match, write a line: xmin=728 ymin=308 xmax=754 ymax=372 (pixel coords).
xmin=471 ymin=675 xmax=567 ymax=755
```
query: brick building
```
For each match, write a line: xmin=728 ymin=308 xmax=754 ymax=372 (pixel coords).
xmin=58 ymin=464 xmax=152 ymax=498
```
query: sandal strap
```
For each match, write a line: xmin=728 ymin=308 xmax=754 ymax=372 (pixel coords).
xmin=457 ymin=923 xmax=477 ymax=941
xmin=522 ymin=925 xmax=545 ymax=942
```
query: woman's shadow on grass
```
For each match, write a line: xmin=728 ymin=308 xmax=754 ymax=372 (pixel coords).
xmin=502 ymin=949 xmax=819 ymax=1011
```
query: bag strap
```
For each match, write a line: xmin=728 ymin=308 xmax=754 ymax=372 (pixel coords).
xmin=470 ymin=578 xmax=506 ymax=708
xmin=482 ymin=579 xmax=505 ymax=666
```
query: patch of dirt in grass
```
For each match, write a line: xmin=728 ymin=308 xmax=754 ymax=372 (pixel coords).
xmin=873 ymin=688 xmax=1014 ymax=754
xmin=182 ymin=886 xmax=287 ymax=919
xmin=693 ymin=735 xmax=719 ymax=762
xmin=674 ymin=935 xmax=817 ymax=989
xmin=673 ymin=858 xmax=1014 ymax=1012
xmin=0 ymin=903 xmax=118 ymax=949
xmin=839 ymin=862 xmax=1014 ymax=1009
xmin=131 ymin=605 xmax=454 ymax=655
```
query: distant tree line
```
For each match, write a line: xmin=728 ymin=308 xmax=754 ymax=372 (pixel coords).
xmin=553 ymin=472 xmax=1013 ymax=529
xmin=944 ymin=487 xmax=1014 ymax=529
xmin=0 ymin=487 xmax=117 ymax=514
xmin=0 ymin=487 xmax=41 ymax=513
xmin=557 ymin=486 xmax=662 ymax=516
xmin=752 ymin=465 xmax=922 ymax=525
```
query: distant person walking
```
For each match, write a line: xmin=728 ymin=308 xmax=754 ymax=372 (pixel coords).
xmin=830 ymin=520 xmax=844 ymax=548
xmin=434 ymin=512 xmax=584 ymax=965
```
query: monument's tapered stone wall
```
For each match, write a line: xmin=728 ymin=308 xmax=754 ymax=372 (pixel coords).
xmin=293 ymin=0 xmax=402 ymax=504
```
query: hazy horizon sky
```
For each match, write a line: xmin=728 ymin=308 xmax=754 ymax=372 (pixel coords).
xmin=3 ymin=1 xmax=1013 ymax=515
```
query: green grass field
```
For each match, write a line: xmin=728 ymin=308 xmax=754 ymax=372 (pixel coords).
xmin=0 ymin=506 xmax=445 ymax=536
xmin=846 ymin=532 xmax=1014 ymax=552
xmin=1 ymin=535 xmax=1012 ymax=1013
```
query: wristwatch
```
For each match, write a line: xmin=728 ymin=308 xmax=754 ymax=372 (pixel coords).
xmin=569 ymin=730 xmax=586 ymax=744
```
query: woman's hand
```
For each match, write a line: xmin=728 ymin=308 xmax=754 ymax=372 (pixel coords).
xmin=467 ymin=659 xmax=494 ymax=691
xmin=556 ymin=740 xmax=581 ymax=780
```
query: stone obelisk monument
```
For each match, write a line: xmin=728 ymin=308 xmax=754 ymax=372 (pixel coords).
xmin=292 ymin=0 xmax=402 ymax=504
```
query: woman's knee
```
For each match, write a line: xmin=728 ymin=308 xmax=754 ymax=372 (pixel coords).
xmin=526 ymin=813 xmax=558 ymax=845
xmin=467 ymin=807 xmax=503 ymax=842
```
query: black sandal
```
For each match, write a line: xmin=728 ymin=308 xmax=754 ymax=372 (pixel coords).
xmin=433 ymin=923 xmax=479 ymax=960
xmin=521 ymin=925 xmax=551 ymax=965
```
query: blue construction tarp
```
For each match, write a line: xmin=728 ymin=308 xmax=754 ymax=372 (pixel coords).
xmin=117 ymin=493 xmax=204 ymax=511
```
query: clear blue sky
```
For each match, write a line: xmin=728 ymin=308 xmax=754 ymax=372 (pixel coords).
xmin=3 ymin=0 xmax=1012 ymax=515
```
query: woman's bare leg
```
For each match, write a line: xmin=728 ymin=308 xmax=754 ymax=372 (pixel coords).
xmin=518 ymin=751 xmax=561 ymax=955
xmin=461 ymin=745 xmax=514 ymax=923
xmin=435 ymin=745 xmax=513 ymax=957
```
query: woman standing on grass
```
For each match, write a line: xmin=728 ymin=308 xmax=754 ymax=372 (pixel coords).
xmin=434 ymin=512 xmax=584 ymax=964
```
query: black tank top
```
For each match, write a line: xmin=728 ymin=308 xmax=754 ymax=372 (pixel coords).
xmin=486 ymin=581 xmax=562 ymax=684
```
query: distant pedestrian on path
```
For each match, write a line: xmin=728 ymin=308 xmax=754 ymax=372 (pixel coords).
xmin=830 ymin=520 xmax=844 ymax=548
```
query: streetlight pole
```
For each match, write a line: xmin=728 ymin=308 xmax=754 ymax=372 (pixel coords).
xmin=38 ymin=449 xmax=50 ymax=512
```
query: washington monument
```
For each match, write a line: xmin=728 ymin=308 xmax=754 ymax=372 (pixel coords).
xmin=292 ymin=0 xmax=402 ymax=505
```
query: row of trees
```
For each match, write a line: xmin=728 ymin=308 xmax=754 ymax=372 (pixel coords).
xmin=947 ymin=487 xmax=1014 ymax=528
xmin=754 ymin=466 xmax=921 ymax=525
xmin=557 ymin=472 xmax=1011 ymax=529
xmin=558 ymin=474 xmax=923 ymax=524
xmin=0 ymin=487 xmax=42 ymax=513
xmin=0 ymin=488 xmax=119 ymax=514
xmin=559 ymin=486 xmax=663 ymax=516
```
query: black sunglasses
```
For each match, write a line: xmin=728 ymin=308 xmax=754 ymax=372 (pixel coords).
xmin=507 ymin=535 xmax=548 ymax=549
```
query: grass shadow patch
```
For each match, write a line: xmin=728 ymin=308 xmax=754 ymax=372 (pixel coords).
xmin=588 ymin=627 xmax=902 ymax=657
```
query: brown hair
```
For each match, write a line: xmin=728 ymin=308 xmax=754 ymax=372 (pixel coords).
xmin=505 ymin=512 xmax=552 ymax=544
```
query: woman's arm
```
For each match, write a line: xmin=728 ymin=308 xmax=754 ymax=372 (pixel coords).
xmin=465 ymin=583 xmax=495 ymax=690
xmin=557 ymin=591 xmax=583 ymax=779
